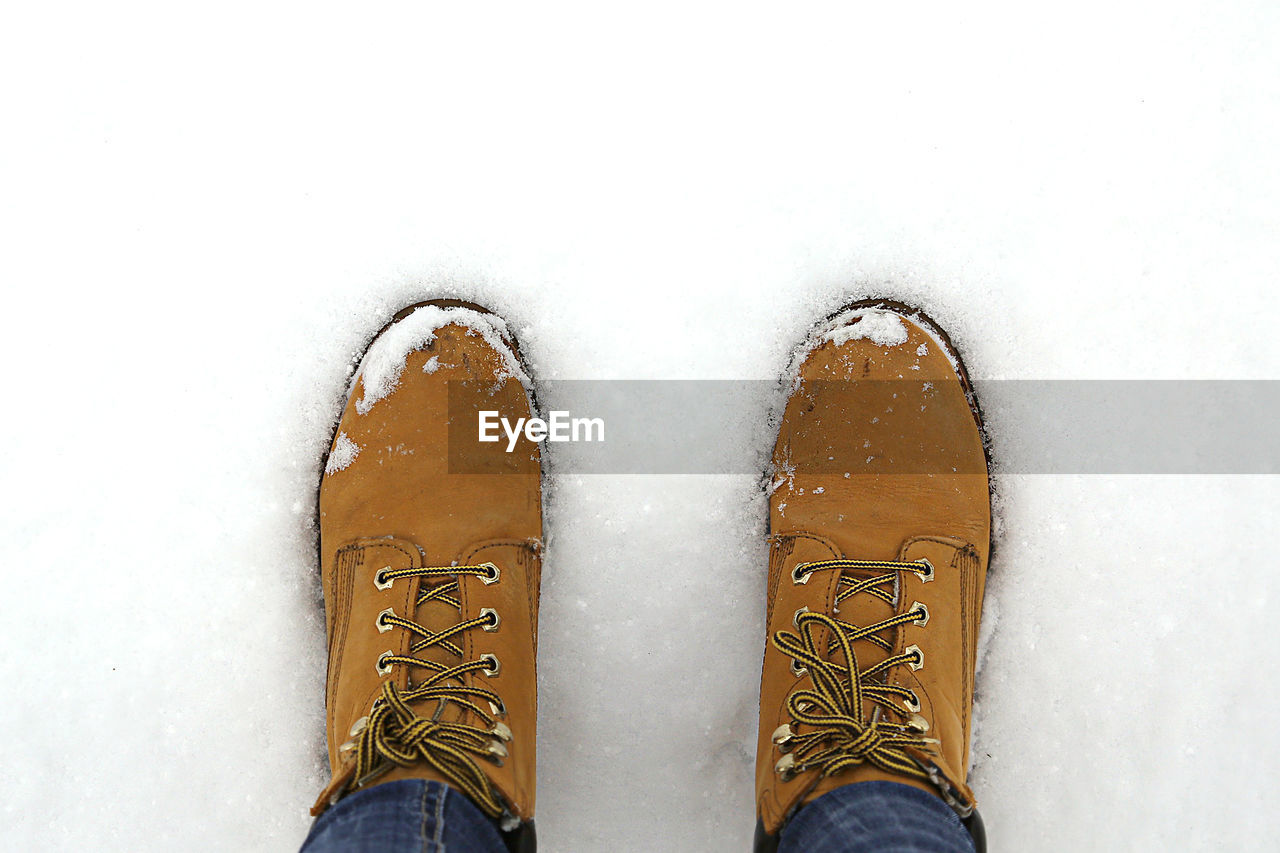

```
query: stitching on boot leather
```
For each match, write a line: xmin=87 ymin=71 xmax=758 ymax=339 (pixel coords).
xmin=364 ymin=540 xmax=422 ymax=697
xmin=462 ymin=539 xmax=538 ymax=631
xmin=899 ymin=534 xmax=969 ymax=552
xmin=356 ymin=539 xmax=421 ymax=563
xmin=326 ymin=545 xmax=361 ymax=727
xmin=765 ymin=536 xmax=795 ymax=630
xmin=899 ymin=536 xmax=978 ymax=740
xmin=765 ymin=531 xmax=841 ymax=645
xmin=460 ymin=539 xmax=537 ymax=812
xmin=954 ymin=544 xmax=978 ymax=741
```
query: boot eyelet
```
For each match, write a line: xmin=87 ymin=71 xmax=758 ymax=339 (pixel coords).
xmin=374 ymin=567 xmax=394 ymax=590
xmin=904 ymin=692 xmax=922 ymax=713
xmin=488 ymin=699 xmax=507 ymax=717
xmin=376 ymin=608 xmax=395 ymax=633
xmin=376 ymin=651 xmax=394 ymax=676
xmin=478 ymin=562 xmax=501 ymax=585
xmin=775 ymin=753 xmax=799 ymax=781
xmin=791 ymin=563 xmax=810 ymax=585
xmin=792 ymin=606 xmax=809 ymax=627
xmin=904 ymin=644 xmax=925 ymax=671
xmin=771 ymin=723 xmax=794 ymax=748
xmin=909 ymin=601 xmax=929 ymax=627
xmin=480 ymin=653 xmax=501 ymax=676
xmin=790 ymin=659 xmax=807 ymax=677
xmin=480 ymin=607 xmax=501 ymax=632
xmin=906 ymin=713 xmax=930 ymax=733
xmin=349 ymin=716 xmax=369 ymax=737
xmin=916 ymin=558 xmax=934 ymax=582
xmin=487 ymin=740 xmax=509 ymax=760
xmin=491 ymin=721 xmax=513 ymax=742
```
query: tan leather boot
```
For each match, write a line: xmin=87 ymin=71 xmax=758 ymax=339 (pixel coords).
xmin=755 ymin=299 xmax=990 ymax=852
xmin=311 ymin=299 xmax=542 ymax=849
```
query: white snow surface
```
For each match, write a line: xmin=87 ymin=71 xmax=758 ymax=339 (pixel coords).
xmin=324 ymin=433 xmax=360 ymax=475
xmin=355 ymin=304 xmax=528 ymax=414
xmin=822 ymin=309 xmax=910 ymax=347
xmin=3 ymin=4 xmax=1280 ymax=851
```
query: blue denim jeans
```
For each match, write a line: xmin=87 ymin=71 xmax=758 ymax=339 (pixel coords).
xmin=301 ymin=778 xmax=974 ymax=852
xmin=779 ymin=781 xmax=975 ymax=853
xmin=302 ymin=780 xmax=508 ymax=853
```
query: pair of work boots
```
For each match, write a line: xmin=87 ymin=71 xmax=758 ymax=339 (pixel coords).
xmin=311 ymin=298 xmax=991 ymax=852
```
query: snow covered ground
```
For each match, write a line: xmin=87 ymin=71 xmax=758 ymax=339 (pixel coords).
xmin=3 ymin=2 xmax=1279 ymax=850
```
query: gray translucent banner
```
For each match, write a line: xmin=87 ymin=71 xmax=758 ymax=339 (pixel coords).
xmin=447 ymin=380 xmax=1280 ymax=474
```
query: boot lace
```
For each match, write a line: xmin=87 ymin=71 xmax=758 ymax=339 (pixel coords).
xmin=347 ymin=562 xmax=512 ymax=819
xmin=770 ymin=558 xmax=939 ymax=786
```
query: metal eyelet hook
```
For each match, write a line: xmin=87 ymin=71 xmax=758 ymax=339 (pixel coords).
xmin=480 ymin=608 xmax=501 ymax=632
xmin=374 ymin=567 xmax=394 ymax=590
xmin=478 ymin=562 xmax=501 ymax=585
xmin=906 ymin=713 xmax=930 ymax=733
xmin=916 ymin=558 xmax=934 ymax=583
xmin=376 ymin=650 xmax=394 ymax=676
xmin=904 ymin=692 xmax=922 ymax=713
xmin=904 ymin=644 xmax=925 ymax=671
xmin=771 ymin=724 xmax=794 ymax=749
xmin=480 ymin=653 xmax=501 ymax=676
xmin=792 ymin=563 xmax=810 ymax=585
xmin=909 ymin=601 xmax=929 ymax=627
xmin=376 ymin=608 xmax=395 ymax=633
xmin=790 ymin=659 xmax=807 ymax=677
xmin=792 ymin=606 xmax=809 ymax=627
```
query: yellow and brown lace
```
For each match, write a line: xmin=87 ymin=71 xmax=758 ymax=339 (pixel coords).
xmin=770 ymin=558 xmax=939 ymax=787
xmin=345 ymin=562 xmax=512 ymax=819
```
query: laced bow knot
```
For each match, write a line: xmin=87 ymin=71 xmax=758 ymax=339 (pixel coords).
xmin=345 ymin=561 xmax=513 ymax=819
xmin=770 ymin=558 xmax=940 ymax=785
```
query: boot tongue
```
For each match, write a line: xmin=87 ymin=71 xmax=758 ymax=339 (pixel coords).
xmin=407 ymin=575 xmax=472 ymax=724
xmin=831 ymin=564 xmax=901 ymax=678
